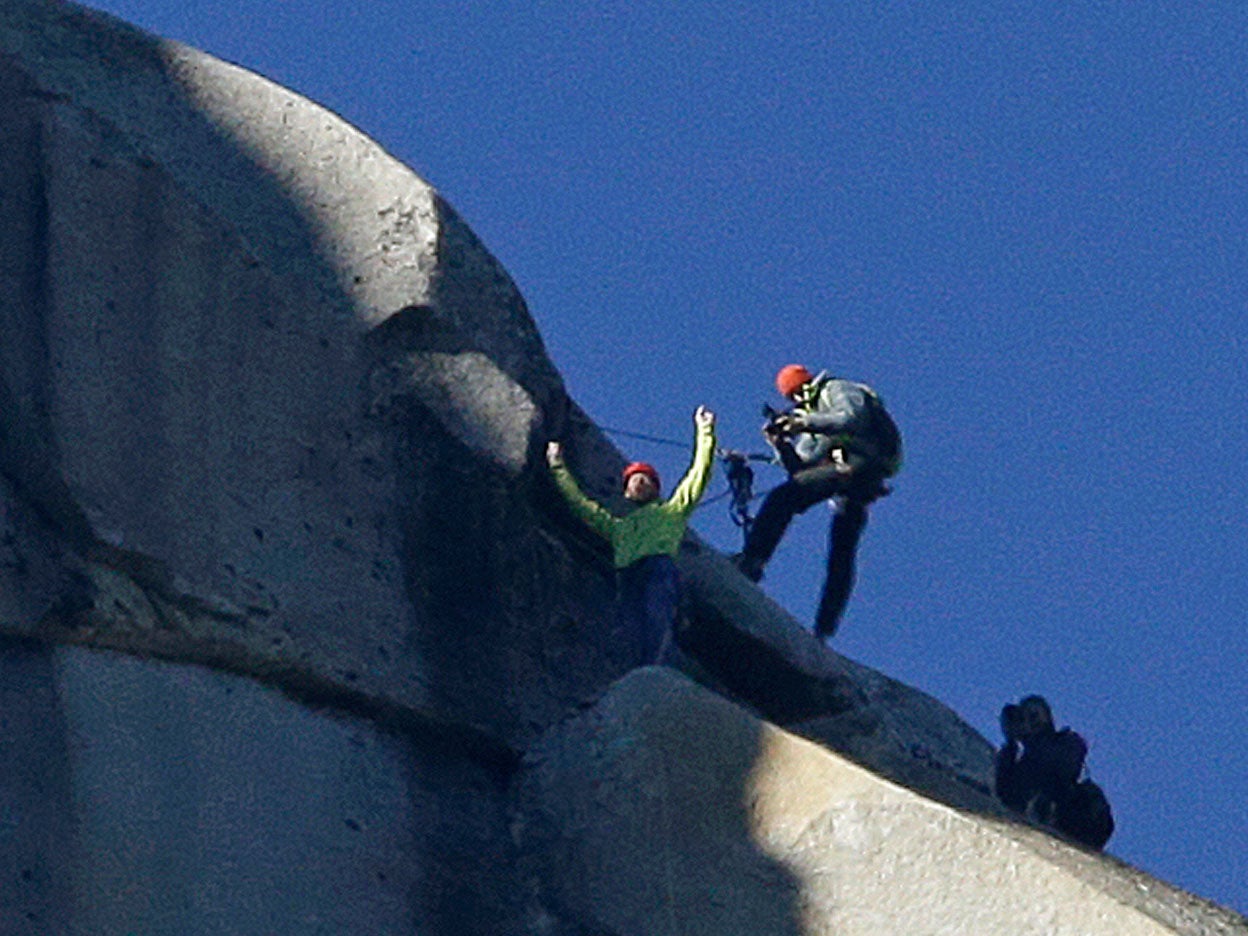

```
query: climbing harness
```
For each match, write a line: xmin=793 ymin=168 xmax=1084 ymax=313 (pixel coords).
xmin=719 ymin=449 xmax=778 ymax=532
xmin=721 ymin=452 xmax=754 ymax=532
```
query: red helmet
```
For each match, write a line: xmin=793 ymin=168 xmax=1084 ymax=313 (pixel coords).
xmin=622 ymin=462 xmax=660 ymax=486
xmin=775 ymin=364 xmax=814 ymax=398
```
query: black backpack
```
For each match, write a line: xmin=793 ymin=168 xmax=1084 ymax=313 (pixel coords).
xmin=1057 ymin=778 xmax=1115 ymax=850
xmin=862 ymin=388 xmax=903 ymax=477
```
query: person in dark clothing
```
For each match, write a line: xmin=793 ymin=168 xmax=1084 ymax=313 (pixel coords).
xmin=995 ymin=695 xmax=1115 ymax=850
xmin=734 ymin=364 xmax=902 ymax=639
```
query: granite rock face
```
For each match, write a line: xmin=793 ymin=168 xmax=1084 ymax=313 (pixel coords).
xmin=1 ymin=642 xmax=518 ymax=934
xmin=0 ymin=0 xmax=629 ymax=756
xmin=518 ymin=667 xmax=1244 ymax=936
xmin=0 ymin=2 xmax=1244 ymax=934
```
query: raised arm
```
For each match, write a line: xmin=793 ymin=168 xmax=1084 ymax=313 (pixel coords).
xmin=667 ymin=406 xmax=717 ymax=514
xmin=546 ymin=441 xmax=616 ymax=540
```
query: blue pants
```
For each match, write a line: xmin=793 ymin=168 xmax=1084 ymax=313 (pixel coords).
xmin=617 ymin=555 xmax=680 ymax=665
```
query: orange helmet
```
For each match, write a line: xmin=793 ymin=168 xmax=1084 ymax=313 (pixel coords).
xmin=622 ymin=462 xmax=660 ymax=486
xmin=775 ymin=364 xmax=814 ymax=398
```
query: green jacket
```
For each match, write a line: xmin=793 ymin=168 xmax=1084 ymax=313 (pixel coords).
xmin=550 ymin=421 xmax=716 ymax=569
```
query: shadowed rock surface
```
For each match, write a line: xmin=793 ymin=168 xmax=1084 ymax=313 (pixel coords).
xmin=518 ymin=667 xmax=1243 ymax=936
xmin=1 ymin=1 xmax=1245 ymax=933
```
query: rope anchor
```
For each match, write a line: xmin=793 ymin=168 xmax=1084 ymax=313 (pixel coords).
xmin=720 ymin=451 xmax=756 ymax=533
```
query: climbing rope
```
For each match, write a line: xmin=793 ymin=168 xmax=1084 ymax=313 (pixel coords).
xmin=597 ymin=425 xmax=694 ymax=450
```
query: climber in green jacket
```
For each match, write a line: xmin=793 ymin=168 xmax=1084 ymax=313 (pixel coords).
xmin=546 ymin=405 xmax=717 ymax=664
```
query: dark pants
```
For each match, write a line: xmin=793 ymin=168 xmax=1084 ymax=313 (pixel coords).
xmin=741 ymin=459 xmax=881 ymax=639
xmin=617 ymin=555 xmax=680 ymax=665
xmin=815 ymin=498 xmax=869 ymax=638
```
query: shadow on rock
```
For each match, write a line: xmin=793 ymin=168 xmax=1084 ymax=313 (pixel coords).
xmin=515 ymin=667 xmax=808 ymax=935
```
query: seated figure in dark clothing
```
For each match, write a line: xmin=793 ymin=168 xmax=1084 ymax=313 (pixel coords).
xmin=995 ymin=695 xmax=1115 ymax=850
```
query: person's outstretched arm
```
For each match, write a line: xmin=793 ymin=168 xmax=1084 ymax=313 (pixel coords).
xmin=667 ymin=406 xmax=717 ymax=514
xmin=546 ymin=441 xmax=615 ymax=540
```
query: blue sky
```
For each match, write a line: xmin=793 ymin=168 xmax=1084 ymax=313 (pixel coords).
xmin=85 ymin=0 xmax=1247 ymax=914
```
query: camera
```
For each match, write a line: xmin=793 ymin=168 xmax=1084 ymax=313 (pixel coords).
xmin=1000 ymin=703 xmax=1025 ymax=742
xmin=761 ymin=403 xmax=791 ymax=435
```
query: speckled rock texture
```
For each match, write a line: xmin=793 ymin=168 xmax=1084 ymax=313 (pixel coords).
xmin=1 ymin=1 xmax=1244 ymax=934
xmin=518 ymin=667 xmax=1246 ymax=936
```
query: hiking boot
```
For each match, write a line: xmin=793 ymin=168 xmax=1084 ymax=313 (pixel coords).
xmin=813 ymin=616 xmax=840 ymax=642
xmin=731 ymin=552 xmax=764 ymax=583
